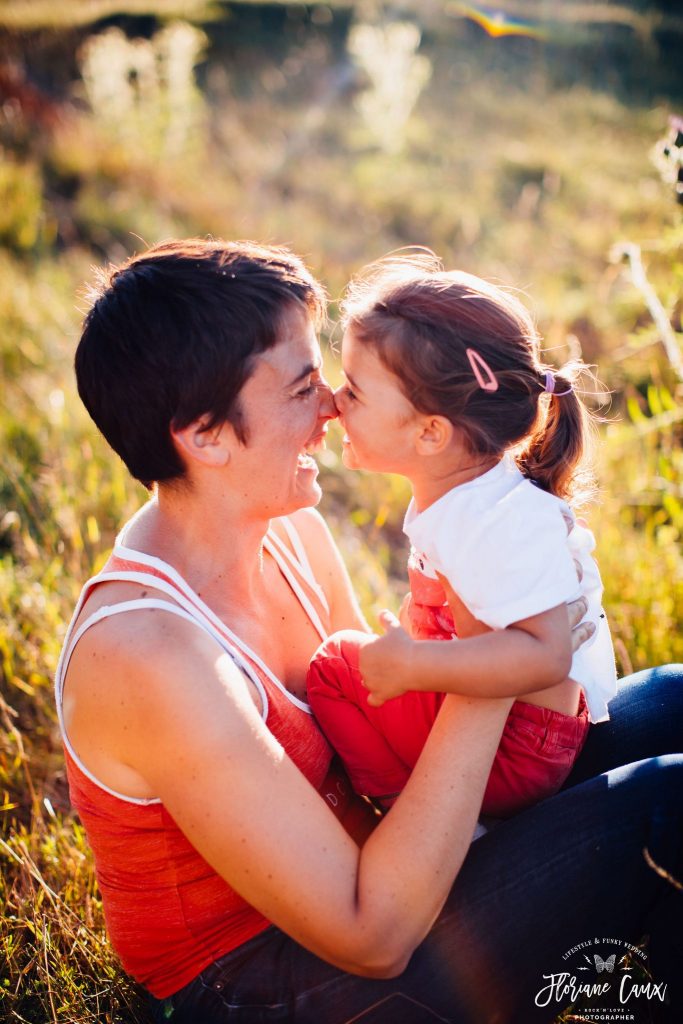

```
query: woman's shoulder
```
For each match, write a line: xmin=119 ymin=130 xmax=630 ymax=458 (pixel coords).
xmin=66 ymin=574 xmax=181 ymax=649
xmin=66 ymin=587 xmax=236 ymax=701
xmin=285 ymin=505 xmax=329 ymax=539
xmin=272 ymin=507 xmax=339 ymax=571
xmin=62 ymin=587 xmax=265 ymax=794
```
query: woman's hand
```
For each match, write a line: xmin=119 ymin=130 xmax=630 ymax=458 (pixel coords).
xmin=568 ymin=595 xmax=595 ymax=651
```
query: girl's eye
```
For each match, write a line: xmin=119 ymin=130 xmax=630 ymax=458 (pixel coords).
xmin=342 ymin=386 xmax=357 ymax=401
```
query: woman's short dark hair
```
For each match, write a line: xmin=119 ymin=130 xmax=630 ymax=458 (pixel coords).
xmin=75 ymin=238 xmax=327 ymax=488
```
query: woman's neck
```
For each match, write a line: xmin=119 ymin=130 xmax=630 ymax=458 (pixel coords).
xmin=410 ymin=453 xmax=501 ymax=513
xmin=126 ymin=482 xmax=272 ymax=606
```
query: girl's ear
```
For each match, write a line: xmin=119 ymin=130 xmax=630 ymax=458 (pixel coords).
xmin=171 ymin=417 xmax=231 ymax=468
xmin=414 ymin=415 xmax=454 ymax=456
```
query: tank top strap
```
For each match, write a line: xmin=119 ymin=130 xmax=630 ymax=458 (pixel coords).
xmin=114 ymin=512 xmax=329 ymax=644
xmin=56 ymin=592 xmax=268 ymax=718
xmin=274 ymin=517 xmax=330 ymax=614
xmin=263 ymin=525 xmax=328 ymax=642
xmin=81 ymin=552 xmax=315 ymax=716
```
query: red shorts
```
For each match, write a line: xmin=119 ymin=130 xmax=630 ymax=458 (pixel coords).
xmin=307 ymin=631 xmax=590 ymax=818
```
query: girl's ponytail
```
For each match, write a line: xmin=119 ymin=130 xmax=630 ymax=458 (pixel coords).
xmin=516 ymin=361 xmax=596 ymax=507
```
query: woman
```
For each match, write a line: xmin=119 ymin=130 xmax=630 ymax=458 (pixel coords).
xmin=57 ymin=238 xmax=683 ymax=1023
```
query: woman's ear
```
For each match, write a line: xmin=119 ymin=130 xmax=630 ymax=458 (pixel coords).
xmin=171 ymin=417 xmax=231 ymax=468
xmin=414 ymin=415 xmax=454 ymax=456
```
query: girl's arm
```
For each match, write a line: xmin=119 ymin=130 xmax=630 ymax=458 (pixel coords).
xmin=291 ymin=508 xmax=582 ymax=706
xmin=70 ymin=610 xmax=511 ymax=978
xmin=358 ymin=602 xmax=575 ymax=707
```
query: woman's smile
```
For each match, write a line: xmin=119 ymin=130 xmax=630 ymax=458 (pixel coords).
xmin=297 ymin=451 xmax=320 ymax=473
xmin=296 ymin=422 xmax=331 ymax=475
xmin=304 ymin=426 xmax=329 ymax=454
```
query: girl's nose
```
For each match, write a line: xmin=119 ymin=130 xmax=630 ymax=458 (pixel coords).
xmin=318 ymin=381 xmax=338 ymax=421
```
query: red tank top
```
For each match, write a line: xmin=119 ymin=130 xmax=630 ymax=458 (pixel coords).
xmin=56 ymin=523 xmax=374 ymax=998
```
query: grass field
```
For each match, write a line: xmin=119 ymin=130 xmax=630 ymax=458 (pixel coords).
xmin=1 ymin=3 xmax=682 ymax=1020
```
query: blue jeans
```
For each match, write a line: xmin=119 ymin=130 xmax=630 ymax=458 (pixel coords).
xmin=149 ymin=666 xmax=683 ymax=1024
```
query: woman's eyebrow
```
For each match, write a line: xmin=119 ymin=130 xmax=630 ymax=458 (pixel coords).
xmin=286 ymin=361 xmax=323 ymax=387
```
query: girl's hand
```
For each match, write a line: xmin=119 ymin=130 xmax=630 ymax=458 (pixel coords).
xmin=358 ymin=611 xmax=416 ymax=707
xmin=398 ymin=592 xmax=416 ymax=636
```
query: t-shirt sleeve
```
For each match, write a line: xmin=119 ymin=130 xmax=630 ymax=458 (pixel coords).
xmin=431 ymin=487 xmax=580 ymax=630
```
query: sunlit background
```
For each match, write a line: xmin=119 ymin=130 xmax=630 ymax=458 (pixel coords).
xmin=1 ymin=1 xmax=682 ymax=1019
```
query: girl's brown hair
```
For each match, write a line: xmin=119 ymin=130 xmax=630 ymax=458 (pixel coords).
xmin=341 ymin=252 xmax=597 ymax=506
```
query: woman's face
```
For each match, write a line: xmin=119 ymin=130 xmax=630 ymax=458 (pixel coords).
xmin=335 ymin=327 xmax=419 ymax=475
xmin=228 ymin=306 xmax=336 ymax=517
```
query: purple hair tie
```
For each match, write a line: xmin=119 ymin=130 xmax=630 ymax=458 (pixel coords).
xmin=543 ymin=371 xmax=572 ymax=397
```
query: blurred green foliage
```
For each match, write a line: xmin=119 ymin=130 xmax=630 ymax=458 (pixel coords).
xmin=0 ymin=4 xmax=682 ymax=1020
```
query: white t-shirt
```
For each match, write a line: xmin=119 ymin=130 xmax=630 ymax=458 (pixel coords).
xmin=403 ymin=455 xmax=617 ymax=722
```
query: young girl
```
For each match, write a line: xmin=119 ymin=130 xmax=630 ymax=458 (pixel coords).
xmin=307 ymin=254 xmax=617 ymax=817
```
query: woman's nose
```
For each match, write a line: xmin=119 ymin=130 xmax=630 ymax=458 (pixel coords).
xmin=332 ymin=385 xmax=345 ymax=416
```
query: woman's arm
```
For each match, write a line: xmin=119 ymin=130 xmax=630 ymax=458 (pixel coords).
xmin=358 ymin=603 xmax=574 ymax=707
xmin=73 ymin=610 xmax=510 ymax=978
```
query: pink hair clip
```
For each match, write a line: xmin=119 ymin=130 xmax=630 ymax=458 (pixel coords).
xmin=466 ymin=348 xmax=499 ymax=392
xmin=543 ymin=371 xmax=572 ymax=397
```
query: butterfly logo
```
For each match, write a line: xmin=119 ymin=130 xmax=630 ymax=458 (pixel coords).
xmin=594 ymin=954 xmax=617 ymax=974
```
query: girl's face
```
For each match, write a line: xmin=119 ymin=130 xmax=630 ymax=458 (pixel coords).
xmin=335 ymin=327 xmax=420 ymax=474
xmin=229 ymin=306 xmax=336 ymax=516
